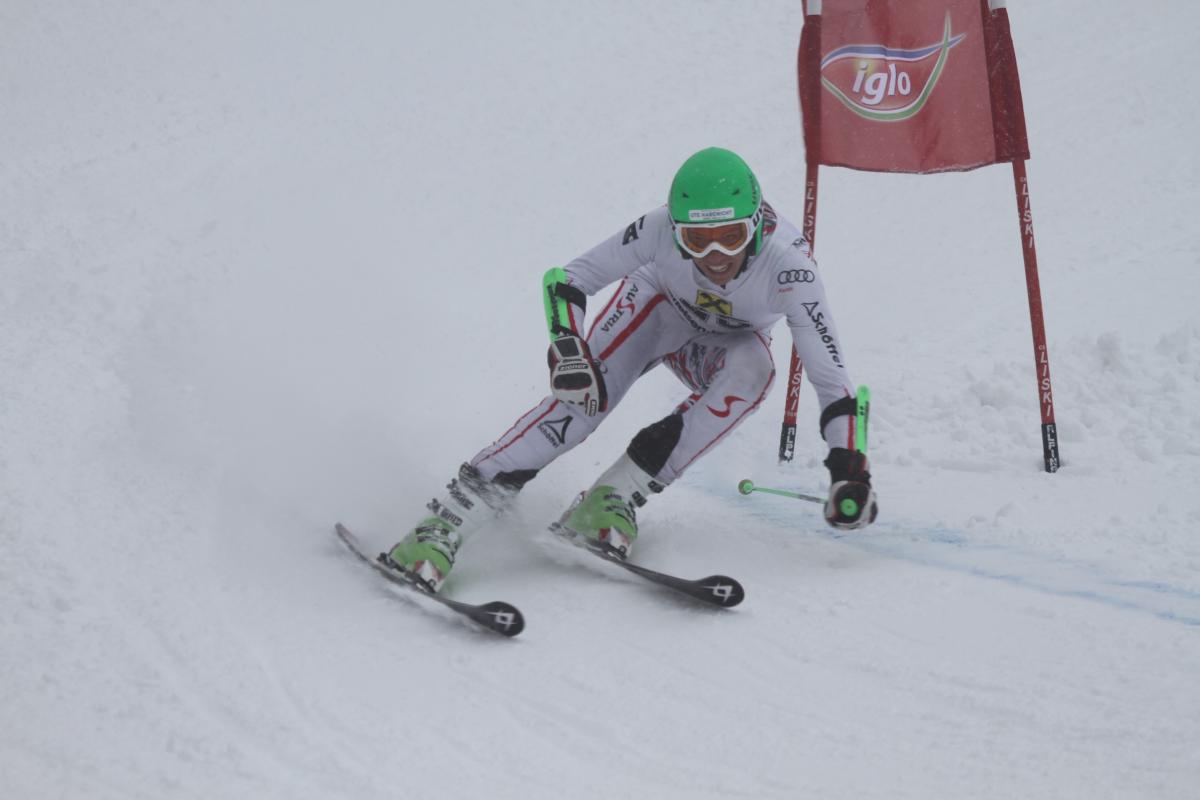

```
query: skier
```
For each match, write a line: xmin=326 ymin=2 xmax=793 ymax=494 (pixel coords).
xmin=387 ymin=147 xmax=877 ymax=592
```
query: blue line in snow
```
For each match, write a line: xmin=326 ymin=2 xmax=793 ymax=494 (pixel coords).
xmin=695 ymin=475 xmax=1200 ymax=629
xmin=856 ymin=535 xmax=1200 ymax=628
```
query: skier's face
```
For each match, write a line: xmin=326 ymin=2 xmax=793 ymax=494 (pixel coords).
xmin=694 ymin=248 xmax=747 ymax=287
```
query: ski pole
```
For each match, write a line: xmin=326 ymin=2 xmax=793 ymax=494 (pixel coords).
xmin=737 ymin=479 xmax=864 ymax=518
xmin=736 ymin=479 xmax=824 ymax=505
xmin=740 ymin=385 xmax=872 ymax=516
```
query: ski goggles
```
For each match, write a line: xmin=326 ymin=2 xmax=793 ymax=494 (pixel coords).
xmin=673 ymin=218 xmax=756 ymax=259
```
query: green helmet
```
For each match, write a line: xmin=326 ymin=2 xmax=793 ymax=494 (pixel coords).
xmin=668 ymin=147 xmax=764 ymax=254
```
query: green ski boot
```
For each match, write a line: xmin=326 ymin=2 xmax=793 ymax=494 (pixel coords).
xmin=564 ymin=485 xmax=639 ymax=557
xmin=385 ymin=517 xmax=462 ymax=592
xmin=561 ymin=453 xmax=663 ymax=558
xmin=384 ymin=463 xmax=527 ymax=592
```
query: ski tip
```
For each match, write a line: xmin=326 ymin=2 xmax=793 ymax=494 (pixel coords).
xmin=475 ymin=602 xmax=525 ymax=637
xmin=698 ymin=576 xmax=745 ymax=607
xmin=334 ymin=522 xmax=367 ymax=552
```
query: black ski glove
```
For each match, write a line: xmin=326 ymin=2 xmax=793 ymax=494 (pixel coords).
xmin=823 ymin=447 xmax=878 ymax=530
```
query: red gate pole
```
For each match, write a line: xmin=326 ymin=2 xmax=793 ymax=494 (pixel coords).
xmin=782 ymin=1 xmax=824 ymax=463
xmin=1012 ymin=159 xmax=1060 ymax=472
xmin=778 ymin=159 xmax=819 ymax=462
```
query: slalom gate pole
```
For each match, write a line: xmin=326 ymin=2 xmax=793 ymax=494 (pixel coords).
xmin=779 ymin=158 xmax=820 ymax=462
xmin=1012 ymin=160 xmax=1060 ymax=473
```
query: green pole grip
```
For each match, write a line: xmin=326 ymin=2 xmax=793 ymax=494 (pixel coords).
xmin=854 ymin=385 xmax=870 ymax=455
xmin=542 ymin=266 xmax=571 ymax=340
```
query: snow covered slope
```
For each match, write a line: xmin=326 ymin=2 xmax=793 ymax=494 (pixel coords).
xmin=3 ymin=1 xmax=1199 ymax=797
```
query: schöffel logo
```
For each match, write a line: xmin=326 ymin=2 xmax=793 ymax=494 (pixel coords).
xmin=820 ymin=12 xmax=966 ymax=122
xmin=537 ymin=416 xmax=573 ymax=447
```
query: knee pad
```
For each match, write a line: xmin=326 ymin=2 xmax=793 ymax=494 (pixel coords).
xmin=627 ymin=412 xmax=684 ymax=478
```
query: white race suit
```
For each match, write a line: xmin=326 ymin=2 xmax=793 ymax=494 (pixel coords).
xmin=471 ymin=203 xmax=858 ymax=488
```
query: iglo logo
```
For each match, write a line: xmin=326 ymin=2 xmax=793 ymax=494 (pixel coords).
xmin=820 ymin=12 xmax=966 ymax=122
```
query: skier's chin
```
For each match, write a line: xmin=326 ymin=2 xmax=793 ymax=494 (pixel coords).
xmin=696 ymin=253 xmax=743 ymax=285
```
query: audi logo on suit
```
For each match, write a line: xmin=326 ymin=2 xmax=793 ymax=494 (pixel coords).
xmin=776 ymin=269 xmax=815 ymax=284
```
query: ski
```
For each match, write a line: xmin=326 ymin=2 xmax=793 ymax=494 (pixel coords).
xmin=333 ymin=523 xmax=524 ymax=637
xmin=550 ymin=524 xmax=745 ymax=608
